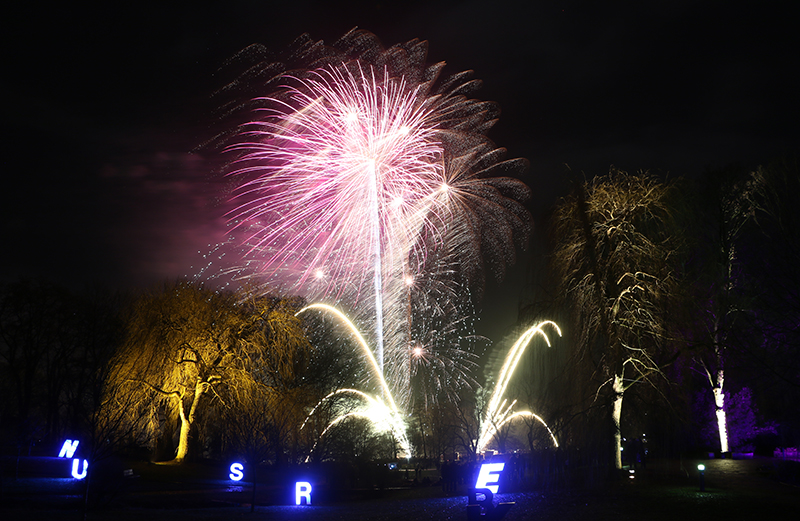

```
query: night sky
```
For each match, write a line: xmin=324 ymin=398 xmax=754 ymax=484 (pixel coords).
xmin=2 ymin=1 xmax=798 ymax=342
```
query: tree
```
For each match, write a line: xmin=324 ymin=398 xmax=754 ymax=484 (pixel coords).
xmin=744 ymin=159 xmax=800 ymax=389
xmin=683 ymin=166 xmax=759 ymax=454
xmin=0 ymin=281 xmax=71 ymax=448
xmin=77 ymin=337 xmax=158 ymax=513
xmin=450 ymin=391 xmax=483 ymax=459
xmin=551 ymin=169 xmax=684 ymax=469
xmin=737 ymin=158 xmax=800 ymax=446
xmin=0 ymin=282 xmax=150 ymax=513
xmin=109 ymin=281 xmax=310 ymax=463
xmin=230 ymin=292 xmax=313 ymax=467
xmin=220 ymin=381 xmax=307 ymax=511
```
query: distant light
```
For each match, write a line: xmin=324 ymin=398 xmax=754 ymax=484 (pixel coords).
xmin=697 ymin=464 xmax=705 ymax=471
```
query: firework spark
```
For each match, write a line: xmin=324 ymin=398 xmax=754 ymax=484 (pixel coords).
xmin=300 ymin=388 xmax=411 ymax=459
xmin=296 ymin=303 xmax=398 ymax=412
xmin=478 ymin=321 xmax=561 ymax=452
xmin=228 ymin=62 xmax=451 ymax=385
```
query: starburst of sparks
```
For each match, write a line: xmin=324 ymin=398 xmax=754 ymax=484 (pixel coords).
xmin=227 ymin=63 xmax=448 ymax=298
xmin=210 ymin=30 xmax=533 ymax=454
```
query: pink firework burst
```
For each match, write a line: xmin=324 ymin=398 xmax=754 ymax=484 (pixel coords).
xmin=210 ymin=30 xmax=532 ymax=409
xmin=227 ymin=63 xmax=448 ymax=303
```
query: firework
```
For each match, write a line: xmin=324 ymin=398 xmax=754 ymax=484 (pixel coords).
xmin=477 ymin=321 xmax=561 ymax=452
xmin=215 ymin=30 xmax=531 ymax=427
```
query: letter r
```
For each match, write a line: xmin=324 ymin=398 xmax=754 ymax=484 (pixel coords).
xmin=296 ymin=481 xmax=312 ymax=505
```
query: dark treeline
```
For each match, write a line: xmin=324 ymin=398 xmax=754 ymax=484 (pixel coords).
xmin=0 ymin=282 xmax=127 ymax=458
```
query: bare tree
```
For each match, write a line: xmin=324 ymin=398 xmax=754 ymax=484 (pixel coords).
xmin=744 ymin=159 xmax=800 ymax=390
xmin=684 ymin=166 xmax=760 ymax=454
xmin=729 ymin=159 xmax=800 ymax=446
xmin=450 ymin=392 xmax=483 ymax=459
xmin=551 ymin=169 xmax=684 ymax=469
xmin=0 ymin=281 xmax=71 ymax=448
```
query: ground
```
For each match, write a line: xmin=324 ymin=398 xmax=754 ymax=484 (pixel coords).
xmin=2 ymin=456 xmax=798 ymax=520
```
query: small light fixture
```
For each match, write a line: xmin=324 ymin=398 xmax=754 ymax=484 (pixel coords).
xmin=697 ymin=463 xmax=706 ymax=491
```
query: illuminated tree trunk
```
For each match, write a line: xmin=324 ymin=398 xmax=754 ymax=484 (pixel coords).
xmin=175 ymin=409 xmax=191 ymax=462
xmin=713 ymin=368 xmax=729 ymax=453
xmin=174 ymin=382 xmax=206 ymax=463
xmin=705 ymin=323 xmax=729 ymax=454
xmin=612 ymin=373 xmax=624 ymax=470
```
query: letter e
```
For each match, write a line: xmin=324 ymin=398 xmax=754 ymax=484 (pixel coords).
xmin=475 ymin=462 xmax=505 ymax=494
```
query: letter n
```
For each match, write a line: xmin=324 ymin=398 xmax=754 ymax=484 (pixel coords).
xmin=59 ymin=439 xmax=79 ymax=458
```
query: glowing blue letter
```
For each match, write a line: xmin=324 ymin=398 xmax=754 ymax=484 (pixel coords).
xmin=71 ymin=458 xmax=88 ymax=479
xmin=295 ymin=481 xmax=312 ymax=505
xmin=59 ymin=439 xmax=79 ymax=458
xmin=229 ymin=462 xmax=244 ymax=481
xmin=475 ymin=462 xmax=505 ymax=494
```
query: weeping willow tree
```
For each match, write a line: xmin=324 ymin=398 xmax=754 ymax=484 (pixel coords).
xmin=108 ymin=281 xmax=310 ymax=463
xmin=551 ymin=169 xmax=684 ymax=469
xmin=225 ymin=292 xmax=316 ymax=468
